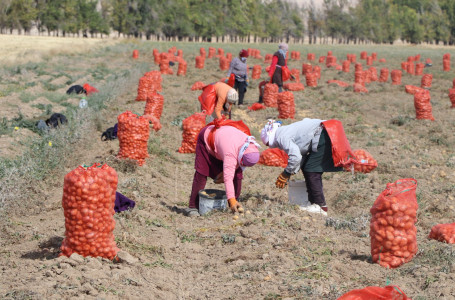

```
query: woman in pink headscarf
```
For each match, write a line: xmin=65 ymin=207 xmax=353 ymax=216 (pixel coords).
xmin=184 ymin=124 xmax=260 ymax=217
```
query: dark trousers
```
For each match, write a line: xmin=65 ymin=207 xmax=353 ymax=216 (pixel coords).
xmin=189 ymin=171 xmax=242 ymax=209
xmin=303 ymin=172 xmax=326 ymax=207
xmin=189 ymin=126 xmax=243 ymax=209
xmin=234 ymin=80 xmax=247 ymax=105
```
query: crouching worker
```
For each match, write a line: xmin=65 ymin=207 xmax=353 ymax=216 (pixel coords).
xmin=199 ymin=82 xmax=239 ymax=121
xmin=185 ymin=122 xmax=260 ymax=217
xmin=261 ymin=119 xmax=354 ymax=216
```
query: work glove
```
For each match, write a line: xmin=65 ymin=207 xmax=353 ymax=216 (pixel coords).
xmin=214 ymin=172 xmax=224 ymax=184
xmin=228 ymin=198 xmax=243 ymax=213
xmin=275 ymin=171 xmax=291 ymax=189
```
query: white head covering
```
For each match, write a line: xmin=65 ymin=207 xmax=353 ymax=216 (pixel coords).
xmin=278 ymin=43 xmax=289 ymax=51
xmin=261 ymin=119 xmax=282 ymax=146
xmin=227 ymin=89 xmax=238 ymax=104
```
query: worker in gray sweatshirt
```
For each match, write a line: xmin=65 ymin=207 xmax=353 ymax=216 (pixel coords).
xmin=261 ymin=118 xmax=352 ymax=216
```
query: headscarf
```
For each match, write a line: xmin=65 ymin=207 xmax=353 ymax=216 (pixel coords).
xmin=260 ymin=119 xmax=282 ymax=146
xmin=238 ymin=137 xmax=260 ymax=171
xmin=239 ymin=49 xmax=249 ymax=58
xmin=278 ymin=43 xmax=288 ymax=59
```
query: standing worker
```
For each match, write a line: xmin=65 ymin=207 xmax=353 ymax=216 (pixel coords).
xmin=199 ymin=82 xmax=239 ymax=121
xmin=261 ymin=118 xmax=353 ymax=216
xmin=268 ymin=43 xmax=289 ymax=93
xmin=185 ymin=124 xmax=260 ymax=217
xmin=227 ymin=49 xmax=249 ymax=105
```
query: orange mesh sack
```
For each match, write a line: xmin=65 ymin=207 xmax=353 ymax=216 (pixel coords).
xmin=177 ymin=61 xmax=187 ymax=76
xmin=117 ymin=111 xmax=150 ymax=166
xmin=252 ymin=65 xmax=262 ymax=79
xmin=379 ymin=68 xmax=389 ymax=82
xmin=290 ymin=68 xmax=300 ymax=82
xmin=306 ymin=72 xmax=318 ymax=87
xmin=195 ymin=56 xmax=205 ymax=69
xmin=159 ymin=53 xmax=173 ymax=75
xmin=264 ymin=54 xmax=273 ymax=63
xmin=391 ymin=70 xmax=402 ymax=85
xmin=258 ymin=148 xmax=288 ymax=168
xmin=369 ymin=67 xmax=378 ymax=81
xmin=342 ymin=60 xmax=350 ymax=73
xmin=302 ymin=63 xmax=313 ymax=75
xmin=338 ymin=285 xmax=410 ymax=300
xmin=219 ymin=57 xmax=230 ymax=71
xmin=327 ymin=80 xmax=350 ymax=87
xmin=415 ymin=63 xmax=424 ymax=75
xmin=132 ymin=49 xmax=139 ymax=59
xmin=414 ymin=90 xmax=435 ymax=121
xmin=370 ymin=178 xmax=418 ymax=269
xmin=360 ymin=51 xmax=367 ymax=59
xmin=405 ymin=85 xmax=425 ymax=95
xmin=60 ymin=163 xmax=119 ymax=260
xmin=208 ymin=47 xmax=216 ymax=58
xmin=153 ymin=49 xmax=161 ymax=65
xmin=307 ymin=53 xmax=315 ymax=61
xmin=283 ymin=82 xmax=305 ymax=91
xmin=248 ymin=103 xmax=266 ymax=111
xmin=277 ymin=91 xmax=295 ymax=119
xmin=313 ymin=66 xmax=321 ymax=79
xmin=421 ymin=74 xmax=432 ymax=88
xmin=142 ymin=114 xmax=162 ymax=132
xmin=355 ymin=63 xmax=362 ymax=72
xmin=429 ymin=223 xmax=455 ymax=244
xmin=136 ymin=71 xmax=162 ymax=101
xmin=355 ymin=71 xmax=365 ymax=86
xmin=263 ymin=83 xmax=279 ymax=107
xmin=354 ymin=83 xmax=368 ymax=93
xmin=449 ymin=88 xmax=455 ymax=108
xmin=345 ymin=149 xmax=377 ymax=173
xmin=443 ymin=59 xmax=450 ymax=72
xmin=144 ymin=92 xmax=164 ymax=121
xmin=144 ymin=70 xmax=162 ymax=92
xmin=191 ymin=81 xmax=205 ymax=91
xmin=200 ymin=47 xmax=206 ymax=57
xmin=178 ymin=112 xmax=206 ymax=153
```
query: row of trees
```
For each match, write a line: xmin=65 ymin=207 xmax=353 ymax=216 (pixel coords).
xmin=1 ymin=0 xmax=455 ymax=44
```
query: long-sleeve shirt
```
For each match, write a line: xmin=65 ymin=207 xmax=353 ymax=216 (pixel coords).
xmin=270 ymin=118 xmax=325 ymax=174
xmin=204 ymin=125 xmax=257 ymax=199
xmin=227 ymin=57 xmax=248 ymax=82
xmin=213 ymin=82 xmax=232 ymax=119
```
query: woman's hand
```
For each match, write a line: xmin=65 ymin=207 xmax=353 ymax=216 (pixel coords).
xmin=275 ymin=171 xmax=291 ymax=189
xmin=228 ymin=198 xmax=243 ymax=213
xmin=214 ymin=172 xmax=224 ymax=184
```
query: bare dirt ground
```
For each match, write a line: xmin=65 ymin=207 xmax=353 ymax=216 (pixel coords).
xmin=1 ymin=39 xmax=455 ymax=299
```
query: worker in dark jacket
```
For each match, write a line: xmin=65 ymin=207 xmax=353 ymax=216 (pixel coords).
xmin=227 ymin=49 xmax=249 ymax=105
xmin=268 ymin=43 xmax=289 ymax=92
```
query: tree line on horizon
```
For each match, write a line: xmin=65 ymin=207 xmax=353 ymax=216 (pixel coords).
xmin=1 ymin=0 xmax=455 ymax=45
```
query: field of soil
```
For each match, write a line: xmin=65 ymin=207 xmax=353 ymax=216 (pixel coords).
xmin=0 ymin=36 xmax=454 ymax=299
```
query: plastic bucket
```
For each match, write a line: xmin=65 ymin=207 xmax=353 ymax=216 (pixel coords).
xmin=198 ymin=189 xmax=227 ymax=215
xmin=288 ymin=180 xmax=310 ymax=206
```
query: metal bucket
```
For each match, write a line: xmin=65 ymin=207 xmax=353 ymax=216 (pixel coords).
xmin=288 ymin=180 xmax=310 ymax=207
xmin=198 ymin=189 xmax=228 ymax=215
